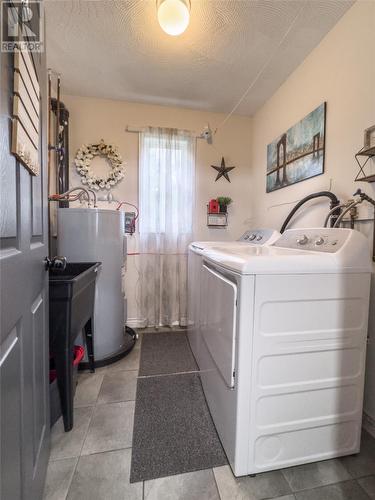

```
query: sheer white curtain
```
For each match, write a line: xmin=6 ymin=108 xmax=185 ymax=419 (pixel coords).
xmin=139 ymin=127 xmax=195 ymax=327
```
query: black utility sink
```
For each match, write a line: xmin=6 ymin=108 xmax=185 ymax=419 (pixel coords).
xmin=49 ymin=262 xmax=101 ymax=293
xmin=49 ymin=261 xmax=101 ymax=431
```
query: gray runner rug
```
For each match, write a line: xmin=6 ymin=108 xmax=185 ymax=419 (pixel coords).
xmin=130 ymin=372 xmax=227 ymax=483
xmin=138 ymin=331 xmax=198 ymax=376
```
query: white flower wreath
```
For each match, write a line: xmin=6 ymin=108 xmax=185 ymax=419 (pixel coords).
xmin=74 ymin=139 xmax=125 ymax=191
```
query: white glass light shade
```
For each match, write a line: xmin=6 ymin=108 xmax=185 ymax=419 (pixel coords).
xmin=157 ymin=0 xmax=190 ymax=36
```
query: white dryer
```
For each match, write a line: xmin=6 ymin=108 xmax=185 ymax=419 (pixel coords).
xmin=200 ymin=228 xmax=371 ymax=477
xmin=187 ymin=229 xmax=280 ymax=369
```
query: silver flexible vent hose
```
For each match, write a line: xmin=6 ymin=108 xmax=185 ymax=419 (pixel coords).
xmin=323 ymin=203 xmax=352 ymax=228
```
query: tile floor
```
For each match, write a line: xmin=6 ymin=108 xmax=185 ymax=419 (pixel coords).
xmin=44 ymin=330 xmax=375 ymax=500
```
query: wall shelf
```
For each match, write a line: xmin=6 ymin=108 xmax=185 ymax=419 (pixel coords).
xmin=357 ymin=146 xmax=375 ymax=157
xmin=207 ymin=211 xmax=228 ymax=227
xmin=355 ymin=174 xmax=375 ymax=183
xmin=355 ymin=145 xmax=375 ymax=183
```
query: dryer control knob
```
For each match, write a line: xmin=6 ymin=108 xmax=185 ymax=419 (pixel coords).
xmin=315 ymin=237 xmax=325 ymax=246
xmin=249 ymin=234 xmax=256 ymax=241
xmin=297 ymin=234 xmax=309 ymax=245
xmin=256 ymin=235 xmax=263 ymax=241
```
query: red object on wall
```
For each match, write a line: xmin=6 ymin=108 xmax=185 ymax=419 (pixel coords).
xmin=209 ymin=199 xmax=219 ymax=213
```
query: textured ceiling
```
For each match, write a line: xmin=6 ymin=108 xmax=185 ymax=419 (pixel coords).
xmin=45 ymin=0 xmax=353 ymax=116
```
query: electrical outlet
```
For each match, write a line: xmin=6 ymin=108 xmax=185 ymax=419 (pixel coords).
xmin=367 ymin=203 xmax=374 ymax=220
xmin=348 ymin=200 xmax=358 ymax=219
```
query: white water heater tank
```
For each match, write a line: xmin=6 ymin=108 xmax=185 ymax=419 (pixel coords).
xmin=57 ymin=208 xmax=126 ymax=362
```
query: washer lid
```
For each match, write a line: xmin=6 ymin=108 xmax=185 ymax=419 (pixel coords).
xmin=203 ymin=228 xmax=371 ymax=275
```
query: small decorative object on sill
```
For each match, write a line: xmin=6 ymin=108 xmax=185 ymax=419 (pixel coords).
xmin=208 ymin=199 xmax=220 ymax=213
xmin=217 ymin=196 xmax=232 ymax=213
xmin=355 ymin=125 xmax=375 ymax=183
xmin=75 ymin=140 xmax=125 ymax=191
xmin=211 ymin=157 xmax=235 ymax=182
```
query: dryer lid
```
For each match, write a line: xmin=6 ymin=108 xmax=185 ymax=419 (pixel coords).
xmin=189 ymin=228 xmax=280 ymax=254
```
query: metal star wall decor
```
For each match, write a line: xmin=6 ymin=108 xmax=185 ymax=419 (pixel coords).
xmin=211 ymin=157 xmax=236 ymax=182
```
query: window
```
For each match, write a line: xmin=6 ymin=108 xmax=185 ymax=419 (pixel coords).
xmin=138 ymin=126 xmax=196 ymax=327
xmin=139 ymin=127 xmax=195 ymax=235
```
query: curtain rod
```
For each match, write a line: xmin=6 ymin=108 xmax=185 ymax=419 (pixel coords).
xmin=125 ymin=125 xmax=205 ymax=140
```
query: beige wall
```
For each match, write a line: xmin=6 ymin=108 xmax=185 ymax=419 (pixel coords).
xmin=249 ymin=1 xmax=375 ymax=423
xmin=62 ymin=95 xmax=252 ymax=325
xmin=251 ymin=1 xmax=375 ymax=229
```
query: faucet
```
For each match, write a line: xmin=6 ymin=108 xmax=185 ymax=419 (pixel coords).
xmin=63 ymin=187 xmax=91 ymax=206
xmin=333 ymin=189 xmax=375 ymax=228
xmin=77 ymin=188 xmax=97 ymax=207
xmin=353 ymin=188 xmax=375 ymax=207
xmin=86 ymin=189 xmax=97 ymax=207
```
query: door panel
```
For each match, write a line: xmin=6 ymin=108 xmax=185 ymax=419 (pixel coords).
xmin=32 ymin=173 xmax=43 ymax=237
xmin=0 ymin=12 xmax=50 ymax=500
xmin=0 ymin=328 xmax=22 ymax=500
xmin=202 ymin=264 xmax=237 ymax=388
xmin=0 ymin=166 xmax=18 ymax=239
xmin=31 ymin=293 xmax=47 ymax=463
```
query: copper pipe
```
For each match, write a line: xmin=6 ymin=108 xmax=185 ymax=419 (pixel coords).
xmin=49 ymin=187 xmax=97 ymax=207
xmin=49 ymin=187 xmax=92 ymax=206
xmin=47 ymin=69 xmax=52 ymax=189
xmin=55 ymin=74 xmax=61 ymax=195
xmin=47 ymin=69 xmax=53 ymax=257
xmin=49 ymin=194 xmax=81 ymax=202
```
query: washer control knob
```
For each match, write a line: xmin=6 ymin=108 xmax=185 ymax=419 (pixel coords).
xmin=315 ymin=237 xmax=325 ymax=246
xmin=297 ymin=234 xmax=309 ymax=245
xmin=244 ymin=235 xmax=249 ymax=240
xmin=249 ymin=234 xmax=256 ymax=241
xmin=256 ymin=235 xmax=263 ymax=241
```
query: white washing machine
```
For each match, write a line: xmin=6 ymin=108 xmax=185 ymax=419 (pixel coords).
xmin=187 ymin=229 xmax=280 ymax=369
xmin=200 ymin=228 xmax=371 ymax=476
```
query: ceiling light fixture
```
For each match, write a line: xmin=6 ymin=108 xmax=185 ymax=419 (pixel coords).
xmin=157 ymin=0 xmax=190 ymax=36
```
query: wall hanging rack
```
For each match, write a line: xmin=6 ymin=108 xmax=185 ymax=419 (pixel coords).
xmin=355 ymin=125 xmax=375 ymax=182
xmin=207 ymin=212 xmax=228 ymax=227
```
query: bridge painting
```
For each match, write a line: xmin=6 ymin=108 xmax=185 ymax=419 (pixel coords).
xmin=266 ymin=102 xmax=326 ymax=193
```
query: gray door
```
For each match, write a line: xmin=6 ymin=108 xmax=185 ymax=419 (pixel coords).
xmin=0 ymin=38 xmax=50 ymax=500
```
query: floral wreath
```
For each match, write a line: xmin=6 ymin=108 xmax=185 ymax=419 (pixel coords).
xmin=75 ymin=139 xmax=125 ymax=190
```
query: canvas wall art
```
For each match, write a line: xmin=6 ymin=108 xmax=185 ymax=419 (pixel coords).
xmin=266 ymin=102 xmax=326 ymax=193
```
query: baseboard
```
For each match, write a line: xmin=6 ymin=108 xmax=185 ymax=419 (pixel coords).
xmin=363 ymin=411 xmax=375 ymax=439
xmin=126 ymin=318 xmax=147 ymax=329
xmin=126 ymin=318 xmax=189 ymax=329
